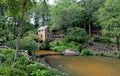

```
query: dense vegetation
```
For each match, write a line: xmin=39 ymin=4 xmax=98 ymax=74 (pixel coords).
xmin=0 ymin=0 xmax=120 ymax=75
xmin=0 ymin=49 xmax=65 ymax=76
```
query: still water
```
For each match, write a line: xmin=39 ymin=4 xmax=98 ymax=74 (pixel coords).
xmin=36 ymin=50 xmax=120 ymax=76
xmin=45 ymin=56 xmax=120 ymax=76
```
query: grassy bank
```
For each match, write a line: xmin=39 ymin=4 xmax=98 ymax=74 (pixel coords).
xmin=81 ymin=48 xmax=120 ymax=58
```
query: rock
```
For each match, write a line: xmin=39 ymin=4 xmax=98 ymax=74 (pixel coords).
xmin=63 ymin=49 xmax=80 ymax=56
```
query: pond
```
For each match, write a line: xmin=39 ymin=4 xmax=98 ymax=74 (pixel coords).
xmin=36 ymin=50 xmax=120 ymax=76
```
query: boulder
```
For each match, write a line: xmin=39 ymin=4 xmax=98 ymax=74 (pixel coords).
xmin=63 ymin=48 xmax=80 ymax=56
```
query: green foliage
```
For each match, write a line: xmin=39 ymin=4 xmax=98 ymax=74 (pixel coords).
xmin=0 ymin=49 xmax=15 ymax=65
xmin=68 ymin=41 xmax=83 ymax=51
xmin=31 ymin=69 xmax=47 ymax=76
xmin=81 ymin=48 xmax=109 ymax=56
xmin=93 ymin=36 xmax=112 ymax=43
xmin=44 ymin=68 xmax=64 ymax=76
xmin=0 ymin=53 xmax=5 ymax=63
xmin=22 ymin=23 xmax=36 ymax=36
xmin=33 ymin=0 xmax=49 ymax=26
xmin=50 ymin=27 xmax=87 ymax=52
xmin=97 ymin=0 xmax=120 ymax=37
xmin=116 ymin=52 xmax=120 ymax=58
xmin=39 ymin=39 xmax=50 ymax=50
xmin=50 ymin=39 xmax=83 ymax=52
xmin=81 ymin=49 xmax=93 ymax=56
xmin=27 ymin=63 xmax=64 ymax=76
xmin=79 ymin=0 xmax=106 ymax=35
xmin=66 ymin=27 xmax=88 ymax=43
xmin=23 ymin=31 xmax=41 ymax=42
xmin=0 ymin=49 xmax=65 ymax=76
xmin=5 ymin=40 xmax=16 ymax=49
xmin=50 ymin=0 xmax=85 ymax=31
xmin=5 ymin=38 xmax=38 ymax=55
xmin=81 ymin=48 xmax=120 ymax=58
xmin=0 ymin=64 xmax=10 ymax=76
xmin=9 ymin=68 xmax=28 ymax=76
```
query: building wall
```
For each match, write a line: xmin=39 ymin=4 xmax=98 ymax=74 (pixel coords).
xmin=38 ymin=27 xmax=50 ymax=42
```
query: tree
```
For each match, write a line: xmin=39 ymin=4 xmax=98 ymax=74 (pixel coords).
xmin=79 ymin=0 xmax=105 ymax=36
xmin=14 ymin=0 xmax=27 ymax=61
xmin=34 ymin=0 xmax=49 ymax=27
xmin=2 ymin=0 xmax=36 ymax=61
xmin=97 ymin=0 xmax=120 ymax=51
xmin=28 ymin=0 xmax=49 ymax=28
xmin=50 ymin=0 xmax=85 ymax=34
xmin=66 ymin=27 xmax=88 ymax=43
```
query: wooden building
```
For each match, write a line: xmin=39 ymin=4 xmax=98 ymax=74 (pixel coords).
xmin=38 ymin=25 xmax=50 ymax=42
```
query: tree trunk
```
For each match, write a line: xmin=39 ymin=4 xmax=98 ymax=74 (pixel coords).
xmin=42 ymin=13 xmax=45 ymax=26
xmin=14 ymin=0 xmax=27 ymax=62
xmin=116 ymin=36 xmax=120 ymax=51
xmin=2 ymin=24 xmax=5 ymax=29
xmin=88 ymin=20 xmax=91 ymax=37
xmin=13 ymin=17 xmax=16 ymax=37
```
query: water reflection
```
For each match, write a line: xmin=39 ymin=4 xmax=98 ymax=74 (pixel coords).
xmin=36 ymin=50 xmax=120 ymax=76
xmin=45 ymin=56 xmax=120 ymax=76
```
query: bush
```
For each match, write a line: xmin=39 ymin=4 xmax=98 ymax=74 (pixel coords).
xmin=0 ymin=49 xmax=65 ymax=76
xmin=116 ymin=52 xmax=120 ymax=58
xmin=27 ymin=63 xmax=64 ymax=76
xmin=23 ymin=31 xmax=41 ymax=42
xmin=44 ymin=68 xmax=64 ymax=76
xmin=50 ymin=45 xmax=67 ymax=52
xmin=93 ymin=36 xmax=112 ymax=43
xmin=69 ymin=41 xmax=83 ymax=51
xmin=20 ymin=38 xmax=38 ymax=52
xmin=66 ymin=27 xmax=89 ymax=43
xmin=5 ymin=40 xmax=16 ymax=49
xmin=9 ymin=68 xmax=28 ymax=76
xmin=81 ymin=49 xmax=93 ymax=56
xmin=0 ymin=49 xmax=15 ymax=65
xmin=0 ymin=65 xmax=10 ymax=76
xmin=27 ymin=63 xmax=46 ymax=73
xmin=0 ymin=53 xmax=5 ymax=62
xmin=5 ymin=38 xmax=38 ymax=56
xmin=39 ymin=39 xmax=50 ymax=50
xmin=50 ymin=39 xmax=83 ymax=52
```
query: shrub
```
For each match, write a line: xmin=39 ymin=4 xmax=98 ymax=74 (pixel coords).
xmin=50 ymin=39 xmax=68 ymax=52
xmin=5 ymin=40 xmax=16 ymax=49
xmin=50 ymin=39 xmax=83 ymax=52
xmin=0 ymin=53 xmax=5 ymax=62
xmin=116 ymin=52 xmax=120 ymax=58
xmin=44 ymin=68 xmax=64 ymax=76
xmin=20 ymin=38 xmax=38 ymax=55
xmin=5 ymin=38 xmax=38 ymax=56
xmin=69 ymin=41 xmax=83 ymax=51
xmin=66 ymin=27 xmax=89 ymax=43
xmin=9 ymin=68 xmax=28 ymax=76
xmin=0 ymin=49 xmax=15 ymax=65
xmin=23 ymin=31 xmax=41 ymax=42
xmin=27 ymin=63 xmax=46 ymax=73
xmin=0 ymin=65 xmax=10 ymax=76
xmin=31 ymin=69 xmax=47 ymax=76
xmin=0 ymin=49 xmax=65 ymax=76
xmin=39 ymin=39 xmax=50 ymax=50
xmin=93 ymin=51 xmax=106 ymax=56
xmin=93 ymin=36 xmax=112 ymax=43
xmin=81 ymin=49 xmax=92 ymax=56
